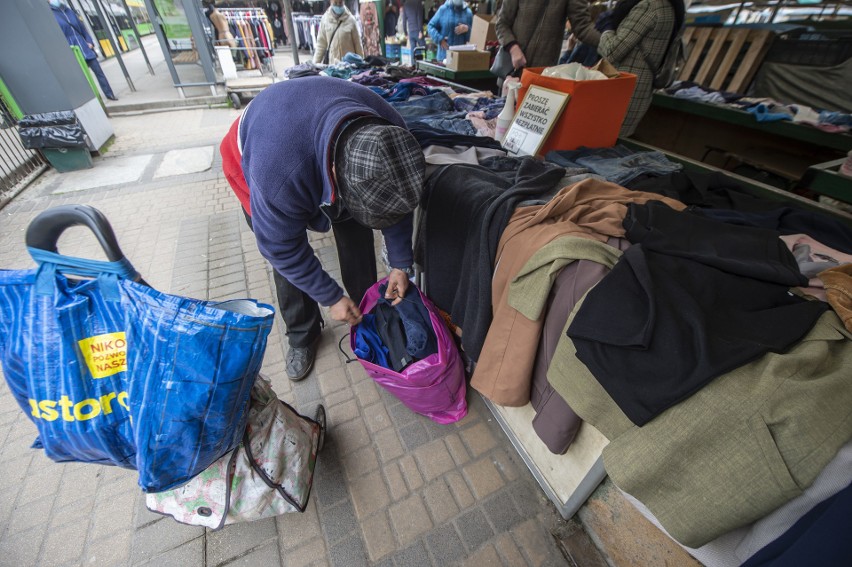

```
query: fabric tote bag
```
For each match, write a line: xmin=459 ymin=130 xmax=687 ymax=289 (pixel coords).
xmin=146 ymin=376 xmax=323 ymax=529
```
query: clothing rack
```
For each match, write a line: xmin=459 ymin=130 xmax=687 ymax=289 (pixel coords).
xmin=292 ymin=14 xmax=323 ymax=52
xmin=218 ymin=8 xmax=276 ymax=70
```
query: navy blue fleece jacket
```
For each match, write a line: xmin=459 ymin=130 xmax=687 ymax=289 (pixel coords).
xmin=239 ymin=77 xmax=414 ymax=306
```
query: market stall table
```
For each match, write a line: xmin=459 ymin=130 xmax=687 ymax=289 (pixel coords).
xmin=416 ymin=60 xmax=498 ymax=94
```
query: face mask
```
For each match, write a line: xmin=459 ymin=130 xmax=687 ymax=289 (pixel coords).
xmin=451 ymin=0 xmax=463 ymax=7
xmin=331 ymin=5 xmax=345 ymax=15
xmin=49 ymin=0 xmax=63 ymax=7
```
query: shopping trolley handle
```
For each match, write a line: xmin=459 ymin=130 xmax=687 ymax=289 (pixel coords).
xmin=25 ymin=204 xmax=128 ymax=263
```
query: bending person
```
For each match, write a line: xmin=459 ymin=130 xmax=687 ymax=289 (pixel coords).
xmin=220 ymin=77 xmax=425 ymax=381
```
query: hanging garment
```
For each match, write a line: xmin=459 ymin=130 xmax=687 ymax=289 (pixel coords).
xmin=360 ymin=1 xmax=382 ymax=57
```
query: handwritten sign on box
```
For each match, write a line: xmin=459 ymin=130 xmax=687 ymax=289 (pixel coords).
xmin=503 ymin=86 xmax=571 ymax=157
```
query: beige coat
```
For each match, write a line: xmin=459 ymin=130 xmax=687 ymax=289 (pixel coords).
xmin=313 ymin=8 xmax=364 ymax=65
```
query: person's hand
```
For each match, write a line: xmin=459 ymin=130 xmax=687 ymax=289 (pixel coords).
xmin=566 ymin=33 xmax=577 ymax=51
xmin=88 ymin=43 xmax=94 ymax=49
xmin=509 ymin=44 xmax=526 ymax=70
xmin=385 ymin=269 xmax=411 ymax=306
xmin=330 ymin=296 xmax=363 ymax=326
xmin=454 ymin=23 xmax=469 ymax=35
xmin=440 ymin=39 xmax=449 ymax=50
xmin=418 ymin=31 xmax=423 ymax=40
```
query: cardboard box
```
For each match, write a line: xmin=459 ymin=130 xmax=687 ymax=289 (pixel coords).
xmin=470 ymin=14 xmax=497 ymax=51
xmin=446 ymin=49 xmax=491 ymax=71
xmin=516 ymin=67 xmax=638 ymax=154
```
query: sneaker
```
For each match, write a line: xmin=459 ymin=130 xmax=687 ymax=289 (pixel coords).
xmin=286 ymin=338 xmax=319 ymax=381
xmin=106 ymin=95 xmax=118 ymax=101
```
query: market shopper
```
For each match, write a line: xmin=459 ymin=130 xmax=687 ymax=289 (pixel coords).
xmin=427 ymin=0 xmax=473 ymax=62
xmin=402 ymin=0 xmax=426 ymax=49
xmin=495 ymin=0 xmax=596 ymax=72
xmin=49 ymin=0 xmax=118 ymax=101
xmin=220 ymin=77 xmax=425 ymax=381
xmin=313 ymin=0 xmax=364 ymax=65
xmin=597 ymin=0 xmax=685 ymax=136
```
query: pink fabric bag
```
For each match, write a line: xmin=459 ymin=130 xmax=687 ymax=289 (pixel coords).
xmin=349 ymin=278 xmax=468 ymax=424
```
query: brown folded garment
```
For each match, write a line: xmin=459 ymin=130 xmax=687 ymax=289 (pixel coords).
xmin=819 ymin=263 xmax=852 ymax=332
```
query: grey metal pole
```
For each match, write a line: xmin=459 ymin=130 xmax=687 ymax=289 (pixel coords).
xmin=181 ymin=0 xmax=218 ymax=86
xmin=119 ymin=0 xmax=155 ymax=75
xmin=92 ymin=0 xmax=136 ymax=91
xmin=142 ymin=0 xmax=181 ymax=88
xmin=282 ymin=0 xmax=299 ymax=65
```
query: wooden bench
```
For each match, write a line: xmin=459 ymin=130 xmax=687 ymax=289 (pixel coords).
xmin=171 ymin=50 xmax=199 ymax=65
xmin=678 ymin=26 xmax=775 ymax=93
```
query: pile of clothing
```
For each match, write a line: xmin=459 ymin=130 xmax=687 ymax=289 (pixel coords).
xmin=415 ymin=143 xmax=852 ymax=564
xmin=665 ymin=80 xmax=852 ymax=133
xmin=354 ymin=282 xmax=437 ymax=372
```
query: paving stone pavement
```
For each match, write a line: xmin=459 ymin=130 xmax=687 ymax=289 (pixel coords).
xmin=0 ymin=108 xmax=571 ymax=567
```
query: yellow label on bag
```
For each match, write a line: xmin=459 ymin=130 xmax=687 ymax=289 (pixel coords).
xmin=78 ymin=332 xmax=127 ymax=379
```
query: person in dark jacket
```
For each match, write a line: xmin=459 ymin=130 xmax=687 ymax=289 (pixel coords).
xmin=220 ymin=77 xmax=425 ymax=381
xmin=402 ymin=0 xmax=426 ymax=49
xmin=49 ymin=0 xmax=117 ymax=101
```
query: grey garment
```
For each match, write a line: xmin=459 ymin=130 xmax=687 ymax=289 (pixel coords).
xmin=402 ymin=0 xmax=424 ymax=34
xmin=623 ymin=440 xmax=852 ymax=567
xmin=752 ymin=59 xmax=852 ymax=115
xmin=495 ymin=0 xmax=571 ymax=69
xmin=530 ymin=236 xmax=630 ymax=455
xmin=792 ymin=243 xmax=840 ymax=279
xmin=598 ymin=0 xmax=675 ymax=136
xmin=568 ymin=0 xmax=601 ymax=47
xmin=422 ymin=144 xmax=508 ymax=179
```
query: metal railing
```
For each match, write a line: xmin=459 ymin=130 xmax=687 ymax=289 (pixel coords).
xmin=0 ymin=102 xmax=47 ymax=209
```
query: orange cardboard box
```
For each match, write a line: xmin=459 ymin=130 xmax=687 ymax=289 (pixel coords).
xmin=517 ymin=66 xmax=637 ymax=154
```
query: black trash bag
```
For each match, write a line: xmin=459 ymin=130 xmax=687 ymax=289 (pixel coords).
xmin=18 ymin=111 xmax=87 ymax=150
xmin=17 ymin=111 xmax=79 ymax=128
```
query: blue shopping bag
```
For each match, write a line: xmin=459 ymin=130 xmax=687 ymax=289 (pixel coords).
xmin=0 ymin=266 xmax=137 ymax=468
xmin=0 ymin=205 xmax=275 ymax=492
